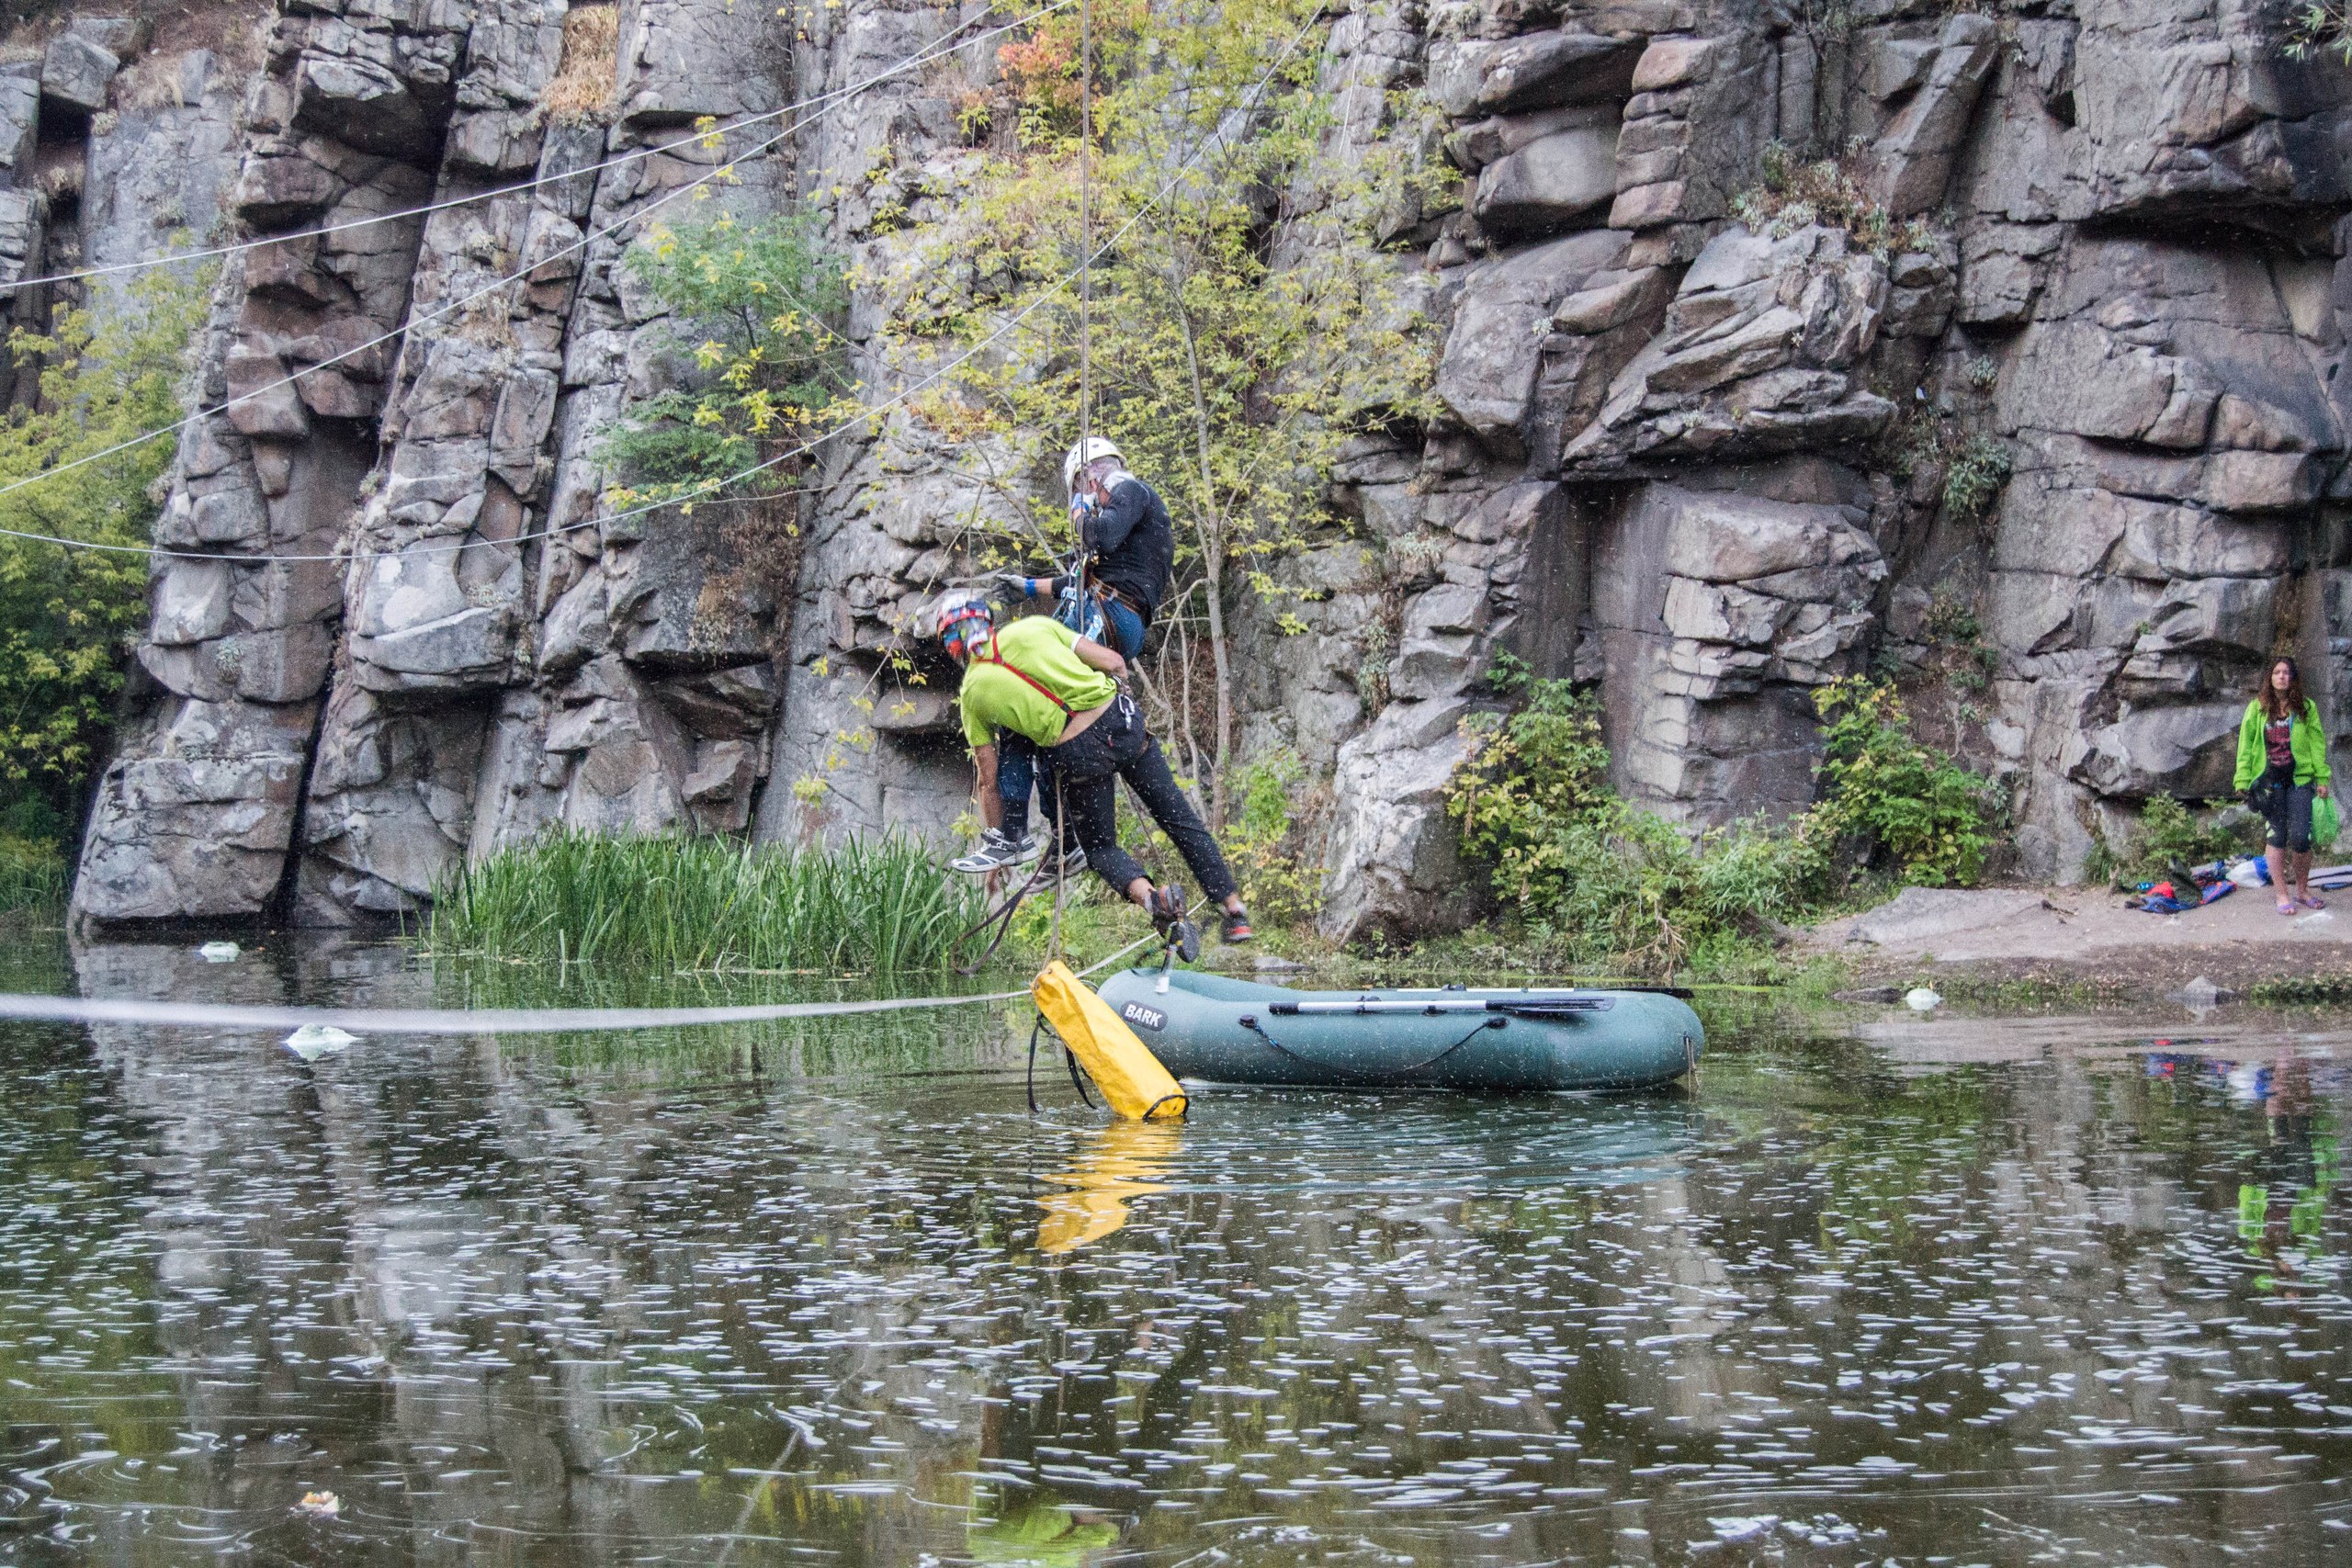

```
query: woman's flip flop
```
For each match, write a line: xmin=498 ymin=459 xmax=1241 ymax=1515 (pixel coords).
xmin=2301 ymin=894 xmax=2328 ymax=910
xmin=2279 ymin=898 xmax=2299 ymax=915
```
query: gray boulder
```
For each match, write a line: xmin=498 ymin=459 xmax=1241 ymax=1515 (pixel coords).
xmin=74 ymin=698 xmax=320 ymax=922
xmin=1434 ymin=228 xmax=1630 ymax=457
xmin=1859 ymin=13 xmax=2000 ymax=216
xmin=1427 ymin=31 xmax=1642 ymax=118
xmin=1470 ymin=118 xmax=1619 ymax=237
xmin=40 ymin=32 xmax=118 ymax=114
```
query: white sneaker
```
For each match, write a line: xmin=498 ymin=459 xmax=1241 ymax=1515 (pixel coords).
xmin=951 ymin=829 xmax=1039 ymax=874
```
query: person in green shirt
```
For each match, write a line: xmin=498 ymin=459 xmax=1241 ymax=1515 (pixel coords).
xmin=938 ymin=593 xmax=1252 ymax=946
xmin=2233 ymin=656 xmax=2334 ymax=913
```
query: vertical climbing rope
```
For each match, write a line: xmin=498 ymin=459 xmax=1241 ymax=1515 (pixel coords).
xmin=1078 ymin=0 xmax=1092 ymax=448
xmin=1053 ymin=0 xmax=1095 ymax=965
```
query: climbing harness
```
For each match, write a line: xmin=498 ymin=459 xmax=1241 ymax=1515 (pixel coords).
xmin=975 ymin=644 xmax=1077 ymax=716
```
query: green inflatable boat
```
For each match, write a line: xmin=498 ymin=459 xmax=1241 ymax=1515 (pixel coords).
xmin=1092 ymin=968 xmax=1703 ymax=1092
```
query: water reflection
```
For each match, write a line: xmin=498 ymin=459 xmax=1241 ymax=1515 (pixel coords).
xmin=0 ymin=936 xmax=2346 ymax=1563
xmin=965 ymin=1485 xmax=1120 ymax=1565
xmin=1036 ymin=1122 xmax=1182 ymax=1255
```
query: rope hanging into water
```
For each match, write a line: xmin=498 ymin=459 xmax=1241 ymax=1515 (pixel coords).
xmin=0 ymin=929 xmax=1170 ymax=1038
xmin=1053 ymin=0 xmax=1093 ymax=969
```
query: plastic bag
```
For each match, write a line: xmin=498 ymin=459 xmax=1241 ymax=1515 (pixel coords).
xmin=2316 ymin=793 xmax=2340 ymax=852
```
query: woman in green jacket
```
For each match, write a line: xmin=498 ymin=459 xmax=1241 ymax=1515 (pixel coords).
xmin=2233 ymin=656 xmax=2334 ymax=913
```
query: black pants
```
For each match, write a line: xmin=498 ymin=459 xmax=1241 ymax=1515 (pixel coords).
xmin=2260 ymin=763 xmax=2315 ymax=853
xmin=1049 ymin=693 xmax=1237 ymax=903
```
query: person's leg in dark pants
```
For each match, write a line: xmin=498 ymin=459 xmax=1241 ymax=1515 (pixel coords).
xmin=1103 ymin=598 xmax=1145 ymax=660
xmin=2288 ymin=783 xmax=2319 ymax=906
xmin=1115 ymin=732 xmax=1238 ymax=904
xmin=1050 ymin=697 xmax=1252 ymax=940
xmin=2267 ymin=765 xmax=2300 ymax=910
xmin=1058 ymin=758 xmax=1148 ymax=895
xmin=997 ymin=733 xmax=1035 ymax=840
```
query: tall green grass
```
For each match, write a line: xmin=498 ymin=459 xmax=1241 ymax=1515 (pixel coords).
xmin=424 ymin=830 xmax=992 ymax=974
xmin=0 ymin=834 xmax=64 ymax=913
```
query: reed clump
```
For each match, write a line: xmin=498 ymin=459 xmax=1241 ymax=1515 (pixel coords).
xmin=425 ymin=830 xmax=991 ymax=975
xmin=0 ymin=834 xmax=63 ymax=913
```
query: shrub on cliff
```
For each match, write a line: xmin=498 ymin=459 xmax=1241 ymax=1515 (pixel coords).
xmin=1810 ymin=677 xmax=1993 ymax=887
xmin=0 ymin=271 xmax=207 ymax=850
xmin=1446 ymin=682 xmax=1828 ymax=973
xmin=1446 ymin=676 xmax=1991 ymax=973
xmin=2286 ymin=6 xmax=2352 ymax=62
xmin=601 ymin=209 xmax=847 ymax=502
xmin=599 ymin=209 xmax=850 ymax=644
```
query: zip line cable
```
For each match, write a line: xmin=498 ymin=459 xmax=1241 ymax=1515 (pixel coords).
xmin=0 ymin=7 xmax=1000 ymax=563
xmin=0 ymin=1 xmax=1329 ymax=571
xmin=0 ymin=0 xmax=1076 ymax=299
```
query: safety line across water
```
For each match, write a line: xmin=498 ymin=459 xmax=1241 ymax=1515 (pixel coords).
xmin=0 ymin=934 xmax=1170 ymax=1035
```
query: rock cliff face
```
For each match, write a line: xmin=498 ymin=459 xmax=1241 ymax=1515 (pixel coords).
xmin=66 ymin=0 xmax=2352 ymax=935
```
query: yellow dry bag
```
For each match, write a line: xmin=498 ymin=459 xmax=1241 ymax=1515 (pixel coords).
xmin=1032 ymin=961 xmax=1187 ymax=1121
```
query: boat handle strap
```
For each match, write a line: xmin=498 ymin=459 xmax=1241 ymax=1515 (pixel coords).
xmin=1266 ymin=998 xmax=1614 ymax=1016
xmin=1238 ymin=1012 xmax=1505 ymax=1082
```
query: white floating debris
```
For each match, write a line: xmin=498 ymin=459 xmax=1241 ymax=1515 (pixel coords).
xmin=283 ymin=1024 xmax=358 ymax=1062
xmin=198 ymin=941 xmax=240 ymax=963
xmin=1708 ymin=1515 xmax=1779 ymax=1544
xmin=294 ymin=1489 xmax=339 ymax=1519
xmin=1904 ymin=987 xmax=1942 ymax=1012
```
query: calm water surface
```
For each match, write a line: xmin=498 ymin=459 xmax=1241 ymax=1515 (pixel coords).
xmin=2 ymin=934 xmax=2348 ymax=1565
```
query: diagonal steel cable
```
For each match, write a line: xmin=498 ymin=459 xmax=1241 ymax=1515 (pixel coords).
xmin=0 ymin=0 xmax=1074 ymax=298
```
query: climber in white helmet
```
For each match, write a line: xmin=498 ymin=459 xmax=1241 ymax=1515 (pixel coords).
xmin=957 ymin=433 xmax=1178 ymax=875
xmin=936 ymin=592 xmax=1251 ymax=951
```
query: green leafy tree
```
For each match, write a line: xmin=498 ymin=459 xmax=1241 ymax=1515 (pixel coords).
xmin=0 ymin=270 xmax=208 ymax=849
xmin=599 ymin=209 xmax=851 ymax=642
xmin=898 ymin=0 xmax=1440 ymax=824
xmin=601 ymin=208 xmax=849 ymax=501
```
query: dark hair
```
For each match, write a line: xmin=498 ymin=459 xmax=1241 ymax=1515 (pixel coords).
xmin=2260 ymin=655 xmax=2309 ymax=721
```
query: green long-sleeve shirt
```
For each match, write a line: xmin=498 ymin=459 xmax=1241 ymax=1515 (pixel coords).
xmin=2233 ymin=697 xmax=2332 ymax=791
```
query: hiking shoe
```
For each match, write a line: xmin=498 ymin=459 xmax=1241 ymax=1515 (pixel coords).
xmin=1219 ymin=906 xmax=1255 ymax=943
xmin=1035 ymin=842 xmax=1088 ymax=880
xmin=951 ymin=829 xmax=1040 ymax=874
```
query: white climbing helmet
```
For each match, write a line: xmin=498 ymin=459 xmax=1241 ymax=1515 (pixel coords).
xmin=1062 ymin=435 xmax=1124 ymax=495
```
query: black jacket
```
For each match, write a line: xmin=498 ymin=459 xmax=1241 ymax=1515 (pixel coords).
xmin=1083 ymin=477 xmax=1174 ymax=625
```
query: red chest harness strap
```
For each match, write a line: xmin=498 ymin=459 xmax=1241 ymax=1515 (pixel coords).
xmin=977 ymin=644 xmax=1074 ymax=715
